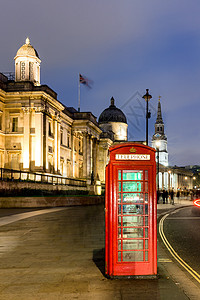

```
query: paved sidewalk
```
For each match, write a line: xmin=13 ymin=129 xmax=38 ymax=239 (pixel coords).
xmin=0 ymin=200 xmax=197 ymax=300
xmin=157 ymin=196 xmax=193 ymax=216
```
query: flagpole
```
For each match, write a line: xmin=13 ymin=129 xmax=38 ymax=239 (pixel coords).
xmin=78 ymin=73 xmax=80 ymax=112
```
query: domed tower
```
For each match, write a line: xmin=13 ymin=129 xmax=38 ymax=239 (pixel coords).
xmin=152 ymin=97 xmax=168 ymax=166
xmin=98 ymin=97 xmax=128 ymax=141
xmin=14 ymin=37 xmax=41 ymax=86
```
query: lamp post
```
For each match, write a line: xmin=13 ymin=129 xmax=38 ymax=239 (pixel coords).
xmin=143 ymin=89 xmax=152 ymax=146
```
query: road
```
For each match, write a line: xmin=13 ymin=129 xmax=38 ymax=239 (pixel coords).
xmin=0 ymin=204 xmax=191 ymax=299
xmin=163 ymin=205 xmax=200 ymax=276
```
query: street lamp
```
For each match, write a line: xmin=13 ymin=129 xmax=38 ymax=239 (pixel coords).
xmin=143 ymin=89 xmax=152 ymax=146
xmin=155 ymin=140 xmax=161 ymax=192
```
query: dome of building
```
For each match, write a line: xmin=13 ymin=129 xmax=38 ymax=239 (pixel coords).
xmin=99 ymin=97 xmax=127 ymax=124
xmin=16 ymin=37 xmax=40 ymax=58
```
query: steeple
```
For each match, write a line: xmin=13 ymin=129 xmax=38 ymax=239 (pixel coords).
xmin=155 ymin=96 xmax=163 ymax=124
xmin=153 ymin=96 xmax=166 ymax=138
xmin=152 ymin=97 xmax=168 ymax=166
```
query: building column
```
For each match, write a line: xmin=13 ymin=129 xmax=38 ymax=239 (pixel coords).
xmin=71 ymin=132 xmax=75 ymax=177
xmin=53 ymin=119 xmax=58 ymax=172
xmin=35 ymin=109 xmax=43 ymax=169
xmin=57 ymin=121 xmax=61 ymax=173
xmin=87 ymin=134 xmax=91 ymax=178
xmin=43 ymin=113 xmax=48 ymax=172
xmin=92 ymin=137 xmax=97 ymax=179
xmin=23 ymin=108 xmax=30 ymax=170
xmin=83 ymin=132 xmax=88 ymax=178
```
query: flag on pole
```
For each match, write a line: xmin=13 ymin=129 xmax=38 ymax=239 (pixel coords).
xmin=79 ymin=74 xmax=92 ymax=88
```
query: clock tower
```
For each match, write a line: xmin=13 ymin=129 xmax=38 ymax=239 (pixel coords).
xmin=152 ymin=97 xmax=168 ymax=166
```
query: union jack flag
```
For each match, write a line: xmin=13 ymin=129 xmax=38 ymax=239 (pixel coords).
xmin=79 ymin=74 xmax=93 ymax=88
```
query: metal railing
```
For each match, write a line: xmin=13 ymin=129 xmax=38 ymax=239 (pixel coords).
xmin=0 ymin=168 xmax=87 ymax=187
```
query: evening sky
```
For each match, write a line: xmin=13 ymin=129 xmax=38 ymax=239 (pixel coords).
xmin=0 ymin=0 xmax=200 ymax=166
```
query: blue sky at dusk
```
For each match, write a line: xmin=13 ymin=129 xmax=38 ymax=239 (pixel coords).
xmin=0 ymin=0 xmax=200 ymax=166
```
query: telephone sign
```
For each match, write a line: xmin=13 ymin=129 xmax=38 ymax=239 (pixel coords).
xmin=105 ymin=143 xmax=157 ymax=277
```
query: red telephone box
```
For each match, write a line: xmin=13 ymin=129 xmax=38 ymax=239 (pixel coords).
xmin=105 ymin=143 xmax=157 ymax=277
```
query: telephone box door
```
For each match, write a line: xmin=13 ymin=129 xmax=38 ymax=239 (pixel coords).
xmin=105 ymin=143 xmax=157 ymax=277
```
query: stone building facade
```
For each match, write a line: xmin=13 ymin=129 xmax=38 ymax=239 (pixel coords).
xmin=0 ymin=38 xmax=114 ymax=189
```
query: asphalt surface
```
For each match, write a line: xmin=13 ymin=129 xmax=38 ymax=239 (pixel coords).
xmin=0 ymin=199 xmax=199 ymax=299
xmin=164 ymin=206 xmax=200 ymax=275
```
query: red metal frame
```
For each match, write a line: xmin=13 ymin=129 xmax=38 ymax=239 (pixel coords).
xmin=105 ymin=143 xmax=157 ymax=277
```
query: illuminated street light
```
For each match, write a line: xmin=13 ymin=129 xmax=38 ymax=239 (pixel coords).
xmin=143 ymin=89 xmax=152 ymax=146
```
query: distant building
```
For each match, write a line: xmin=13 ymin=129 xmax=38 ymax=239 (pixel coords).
xmin=152 ymin=98 xmax=193 ymax=192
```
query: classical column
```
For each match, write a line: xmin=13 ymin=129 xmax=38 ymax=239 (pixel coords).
xmin=57 ymin=121 xmax=61 ymax=173
xmin=82 ymin=132 xmax=88 ymax=178
xmin=23 ymin=108 xmax=30 ymax=170
xmin=71 ymin=132 xmax=75 ymax=177
xmin=35 ymin=109 xmax=43 ymax=169
xmin=53 ymin=119 xmax=58 ymax=172
xmin=87 ymin=134 xmax=91 ymax=178
xmin=92 ymin=137 xmax=97 ymax=179
xmin=43 ymin=112 xmax=48 ymax=171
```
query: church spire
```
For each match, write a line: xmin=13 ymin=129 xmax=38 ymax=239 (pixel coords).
xmin=152 ymin=96 xmax=168 ymax=166
xmin=155 ymin=96 xmax=163 ymax=124
xmin=153 ymin=97 xmax=166 ymax=137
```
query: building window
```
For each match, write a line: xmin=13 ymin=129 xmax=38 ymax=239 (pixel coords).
xmin=29 ymin=62 xmax=34 ymax=81
xmin=60 ymin=131 xmax=63 ymax=145
xmin=20 ymin=62 xmax=26 ymax=80
xmin=0 ymin=115 xmax=2 ymax=130
xmin=49 ymin=121 xmax=53 ymax=137
xmin=67 ymin=132 xmax=70 ymax=148
xmin=12 ymin=117 xmax=18 ymax=132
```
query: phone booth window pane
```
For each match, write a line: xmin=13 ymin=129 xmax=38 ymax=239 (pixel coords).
xmin=145 ymin=240 xmax=148 ymax=249
xmin=118 ymin=227 xmax=121 ymax=238
xmin=123 ymin=170 xmax=143 ymax=180
xmin=123 ymin=227 xmax=144 ymax=238
xmin=122 ymin=204 xmax=144 ymax=215
xmin=123 ymin=182 xmax=143 ymax=192
xmin=118 ymin=240 xmax=121 ymax=250
xmin=145 ymin=252 xmax=148 ymax=261
xmin=118 ymin=193 xmax=121 ymax=203
xmin=145 ymin=182 xmax=148 ymax=192
xmin=123 ymin=252 xmax=143 ymax=262
xmin=123 ymin=193 xmax=143 ymax=203
xmin=116 ymin=169 xmax=151 ymax=263
xmin=145 ymin=193 xmax=148 ymax=203
xmin=122 ymin=216 xmax=144 ymax=226
xmin=118 ymin=252 xmax=121 ymax=262
xmin=123 ymin=240 xmax=143 ymax=250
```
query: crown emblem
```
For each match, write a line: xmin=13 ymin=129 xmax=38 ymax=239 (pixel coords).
xmin=129 ymin=147 xmax=136 ymax=153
